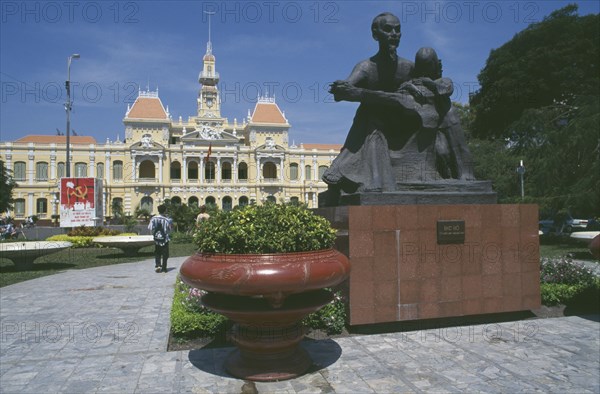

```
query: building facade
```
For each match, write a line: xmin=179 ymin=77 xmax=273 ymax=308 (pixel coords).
xmin=0 ymin=40 xmax=341 ymax=221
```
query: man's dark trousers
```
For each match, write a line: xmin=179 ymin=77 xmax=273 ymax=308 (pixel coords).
xmin=155 ymin=243 xmax=169 ymax=271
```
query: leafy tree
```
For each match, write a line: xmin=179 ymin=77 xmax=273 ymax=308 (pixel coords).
xmin=0 ymin=160 xmax=17 ymax=213
xmin=471 ymin=5 xmax=599 ymax=138
xmin=452 ymin=102 xmax=475 ymax=138
xmin=466 ymin=4 xmax=599 ymax=217
xmin=111 ymin=199 xmax=124 ymax=223
xmin=134 ymin=205 xmax=151 ymax=222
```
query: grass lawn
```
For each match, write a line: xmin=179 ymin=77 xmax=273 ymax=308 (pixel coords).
xmin=540 ymin=241 xmax=597 ymax=261
xmin=0 ymin=241 xmax=198 ymax=288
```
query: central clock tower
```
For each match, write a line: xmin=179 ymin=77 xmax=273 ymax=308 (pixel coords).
xmin=198 ymin=39 xmax=221 ymax=119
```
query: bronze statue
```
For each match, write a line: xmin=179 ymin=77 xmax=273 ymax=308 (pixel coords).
xmin=322 ymin=13 xmax=477 ymax=206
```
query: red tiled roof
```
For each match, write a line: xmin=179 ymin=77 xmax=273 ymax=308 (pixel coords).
xmin=250 ymin=102 xmax=287 ymax=124
xmin=126 ymin=97 xmax=168 ymax=119
xmin=302 ymin=143 xmax=343 ymax=151
xmin=14 ymin=135 xmax=97 ymax=144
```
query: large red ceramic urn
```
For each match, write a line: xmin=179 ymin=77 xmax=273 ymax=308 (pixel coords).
xmin=179 ymin=248 xmax=350 ymax=382
xmin=180 ymin=249 xmax=350 ymax=307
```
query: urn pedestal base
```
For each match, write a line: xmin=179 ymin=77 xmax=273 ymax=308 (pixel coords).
xmin=201 ymin=290 xmax=333 ymax=382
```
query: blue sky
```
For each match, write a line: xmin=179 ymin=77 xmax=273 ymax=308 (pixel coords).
xmin=1 ymin=1 xmax=598 ymax=145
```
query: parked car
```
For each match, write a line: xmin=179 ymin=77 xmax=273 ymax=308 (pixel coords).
xmin=539 ymin=213 xmax=589 ymax=235
xmin=564 ymin=217 xmax=589 ymax=233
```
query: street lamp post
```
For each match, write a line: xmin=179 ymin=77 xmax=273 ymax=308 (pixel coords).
xmin=517 ymin=160 xmax=525 ymax=200
xmin=65 ymin=54 xmax=80 ymax=177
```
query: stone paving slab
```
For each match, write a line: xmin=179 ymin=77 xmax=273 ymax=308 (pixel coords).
xmin=0 ymin=256 xmax=599 ymax=393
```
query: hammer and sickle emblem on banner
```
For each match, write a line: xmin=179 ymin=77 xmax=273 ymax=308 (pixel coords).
xmin=70 ymin=185 xmax=88 ymax=200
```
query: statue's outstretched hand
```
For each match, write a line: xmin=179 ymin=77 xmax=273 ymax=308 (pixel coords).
xmin=330 ymin=80 xmax=362 ymax=102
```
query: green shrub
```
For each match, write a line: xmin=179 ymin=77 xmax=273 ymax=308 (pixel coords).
xmin=170 ymin=278 xmax=226 ymax=338
xmin=171 ymin=280 xmax=347 ymax=339
xmin=68 ymin=226 xmax=121 ymax=237
xmin=123 ymin=216 xmax=138 ymax=233
xmin=170 ymin=232 xmax=194 ymax=244
xmin=540 ymin=258 xmax=599 ymax=306
xmin=541 ymin=283 xmax=585 ymax=305
xmin=302 ymin=290 xmax=346 ymax=335
xmin=193 ymin=203 xmax=336 ymax=254
xmin=46 ymin=234 xmax=94 ymax=248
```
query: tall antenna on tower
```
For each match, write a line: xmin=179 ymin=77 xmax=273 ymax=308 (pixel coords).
xmin=204 ymin=10 xmax=215 ymax=54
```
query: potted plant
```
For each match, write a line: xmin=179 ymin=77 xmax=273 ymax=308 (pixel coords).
xmin=179 ymin=203 xmax=350 ymax=382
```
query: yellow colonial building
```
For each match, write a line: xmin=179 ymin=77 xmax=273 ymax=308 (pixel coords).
xmin=0 ymin=40 xmax=340 ymax=222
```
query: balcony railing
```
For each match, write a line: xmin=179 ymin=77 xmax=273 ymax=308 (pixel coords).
xmin=262 ymin=178 xmax=280 ymax=183
xmin=138 ymin=177 xmax=158 ymax=184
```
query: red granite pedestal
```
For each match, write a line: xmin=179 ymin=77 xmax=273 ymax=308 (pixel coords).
xmin=318 ymin=204 xmax=540 ymax=325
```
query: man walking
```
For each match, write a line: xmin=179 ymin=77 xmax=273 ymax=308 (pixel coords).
xmin=148 ymin=204 xmax=172 ymax=273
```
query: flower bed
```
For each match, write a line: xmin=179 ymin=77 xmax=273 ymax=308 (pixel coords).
xmin=540 ymin=257 xmax=599 ymax=306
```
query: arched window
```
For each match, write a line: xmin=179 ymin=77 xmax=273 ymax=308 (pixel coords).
xmin=36 ymin=198 xmax=48 ymax=216
xmin=171 ymin=196 xmax=182 ymax=205
xmin=140 ymin=196 xmax=153 ymax=212
xmin=290 ymin=196 xmax=300 ymax=205
xmin=36 ymin=162 xmax=48 ymax=181
xmin=112 ymin=198 xmax=123 ymax=217
xmin=318 ymin=165 xmax=328 ymax=180
xmin=289 ymin=163 xmax=299 ymax=181
xmin=205 ymin=161 xmax=216 ymax=181
xmin=266 ymin=195 xmax=276 ymax=203
xmin=238 ymin=162 xmax=248 ymax=181
xmin=75 ymin=162 xmax=87 ymax=177
xmin=205 ymin=196 xmax=216 ymax=206
xmin=97 ymin=163 xmax=104 ymax=179
xmin=57 ymin=162 xmax=65 ymax=179
xmin=221 ymin=162 xmax=232 ymax=181
xmin=305 ymin=165 xmax=312 ymax=180
xmin=263 ymin=162 xmax=277 ymax=180
xmin=188 ymin=196 xmax=199 ymax=207
xmin=14 ymin=162 xmax=26 ymax=181
xmin=238 ymin=196 xmax=249 ymax=207
xmin=222 ymin=196 xmax=232 ymax=211
xmin=170 ymin=161 xmax=181 ymax=180
xmin=113 ymin=161 xmax=123 ymax=180
xmin=14 ymin=199 xmax=25 ymax=217
xmin=188 ymin=161 xmax=198 ymax=180
xmin=139 ymin=160 xmax=155 ymax=179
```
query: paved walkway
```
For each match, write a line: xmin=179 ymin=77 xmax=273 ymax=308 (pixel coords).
xmin=0 ymin=257 xmax=599 ymax=393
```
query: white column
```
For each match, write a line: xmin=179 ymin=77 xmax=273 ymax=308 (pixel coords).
xmin=312 ymin=193 xmax=317 ymax=207
xmin=200 ymin=158 xmax=204 ymax=183
xmin=279 ymin=158 xmax=284 ymax=181
xmin=312 ymin=156 xmax=318 ymax=181
xmin=233 ymin=157 xmax=238 ymax=183
xmin=50 ymin=154 xmax=57 ymax=180
xmin=28 ymin=193 xmax=34 ymax=217
xmin=132 ymin=158 xmax=137 ymax=182
xmin=89 ymin=157 xmax=95 ymax=178
xmin=183 ymin=157 xmax=187 ymax=184
xmin=217 ymin=157 xmax=221 ymax=182
xmin=300 ymin=157 xmax=305 ymax=182
xmin=105 ymin=154 xmax=111 ymax=185
xmin=158 ymin=156 xmax=163 ymax=183
xmin=4 ymin=151 xmax=12 ymax=170
xmin=304 ymin=192 xmax=308 ymax=204
xmin=28 ymin=152 xmax=34 ymax=184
